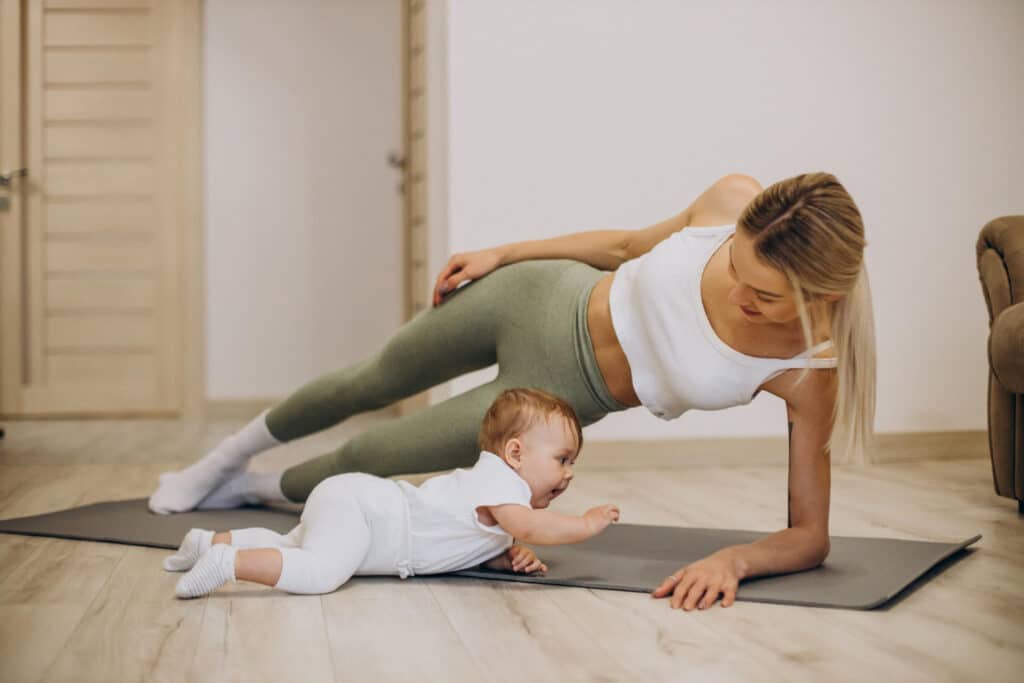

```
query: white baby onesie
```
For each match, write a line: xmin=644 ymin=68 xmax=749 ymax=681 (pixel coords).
xmin=396 ymin=450 xmax=534 ymax=576
xmin=214 ymin=451 xmax=534 ymax=596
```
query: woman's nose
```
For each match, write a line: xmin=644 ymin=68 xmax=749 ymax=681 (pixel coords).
xmin=727 ymin=285 xmax=752 ymax=306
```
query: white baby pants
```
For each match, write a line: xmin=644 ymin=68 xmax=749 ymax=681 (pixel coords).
xmin=271 ymin=472 xmax=412 ymax=595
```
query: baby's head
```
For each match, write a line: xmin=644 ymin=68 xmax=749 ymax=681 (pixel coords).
xmin=478 ymin=388 xmax=583 ymax=508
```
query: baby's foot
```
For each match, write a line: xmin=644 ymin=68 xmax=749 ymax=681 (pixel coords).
xmin=163 ymin=528 xmax=215 ymax=572
xmin=175 ymin=544 xmax=237 ymax=599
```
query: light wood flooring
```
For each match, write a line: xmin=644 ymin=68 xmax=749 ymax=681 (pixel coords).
xmin=0 ymin=415 xmax=1021 ymax=683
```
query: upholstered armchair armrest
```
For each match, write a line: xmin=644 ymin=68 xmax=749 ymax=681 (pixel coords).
xmin=990 ymin=302 xmax=1024 ymax=393
xmin=977 ymin=217 xmax=1024 ymax=319
xmin=977 ymin=216 xmax=1024 ymax=393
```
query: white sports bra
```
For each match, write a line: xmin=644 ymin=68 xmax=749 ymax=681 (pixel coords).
xmin=607 ymin=223 xmax=838 ymax=420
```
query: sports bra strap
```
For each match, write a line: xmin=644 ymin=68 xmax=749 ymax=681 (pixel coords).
xmin=781 ymin=340 xmax=837 ymax=368
xmin=797 ymin=340 xmax=834 ymax=357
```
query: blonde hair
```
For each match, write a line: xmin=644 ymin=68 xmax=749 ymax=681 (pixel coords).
xmin=738 ymin=172 xmax=877 ymax=465
xmin=478 ymin=387 xmax=584 ymax=456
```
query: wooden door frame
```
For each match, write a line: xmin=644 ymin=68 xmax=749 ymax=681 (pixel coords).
xmin=0 ymin=0 xmax=205 ymax=419
xmin=0 ymin=0 xmax=24 ymax=416
xmin=176 ymin=0 xmax=205 ymax=420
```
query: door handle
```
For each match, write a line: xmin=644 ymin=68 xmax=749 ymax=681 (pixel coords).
xmin=0 ymin=168 xmax=27 ymax=186
xmin=387 ymin=152 xmax=406 ymax=170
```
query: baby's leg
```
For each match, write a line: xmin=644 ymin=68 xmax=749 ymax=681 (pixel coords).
xmin=173 ymin=526 xmax=305 ymax=598
xmin=177 ymin=476 xmax=374 ymax=597
xmin=164 ymin=525 xmax=302 ymax=573
xmin=272 ymin=485 xmax=372 ymax=595
xmin=223 ymin=526 xmax=303 ymax=549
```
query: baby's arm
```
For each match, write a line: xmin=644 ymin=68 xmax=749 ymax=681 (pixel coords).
xmin=487 ymin=503 xmax=620 ymax=545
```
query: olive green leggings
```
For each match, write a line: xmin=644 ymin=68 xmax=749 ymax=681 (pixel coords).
xmin=268 ymin=259 xmax=631 ymax=502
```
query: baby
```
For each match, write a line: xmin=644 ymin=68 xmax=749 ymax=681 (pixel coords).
xmin=165 ymin=387 xmax=621 ymax=598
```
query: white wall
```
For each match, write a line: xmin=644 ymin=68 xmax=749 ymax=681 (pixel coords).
xmin=203 ymin=0 xmax=403 ymax=399
xmin=444 ymin=0 xmax=1024 ymax=440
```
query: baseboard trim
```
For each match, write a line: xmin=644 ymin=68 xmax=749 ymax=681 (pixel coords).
xmin=575 ymin=430 xmax=988 ymax=470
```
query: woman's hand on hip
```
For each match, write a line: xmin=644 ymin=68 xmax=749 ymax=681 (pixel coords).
xmin=432 ymin=248 xmax=505 ymax=307
xmin=651 ymin=548 xmax=744 ymax=611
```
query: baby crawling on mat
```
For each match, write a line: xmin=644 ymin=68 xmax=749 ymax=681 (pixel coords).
xmin=164 ymin=387 xmax=620 ymax=598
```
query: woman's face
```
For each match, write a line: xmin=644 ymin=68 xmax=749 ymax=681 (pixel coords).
xmin=725 ymin=230 xmax=838 ymax=327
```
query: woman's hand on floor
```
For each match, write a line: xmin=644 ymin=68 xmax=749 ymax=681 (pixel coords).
xmin=651 ymin=547 xmax=744 ymax=610
xmin=432 ymin=248 xmax=505 ymax=307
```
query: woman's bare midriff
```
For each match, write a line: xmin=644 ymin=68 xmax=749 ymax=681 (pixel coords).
xmin=586 ymin=273 xmax=642 ymax=407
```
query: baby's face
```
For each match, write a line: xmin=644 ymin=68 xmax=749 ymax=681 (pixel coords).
xmin=502 ymin=415 xmax=579 ymax=509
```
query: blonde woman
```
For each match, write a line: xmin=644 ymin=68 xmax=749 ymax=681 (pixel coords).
xmin=149 ymin=172 xmax=876 ymax=613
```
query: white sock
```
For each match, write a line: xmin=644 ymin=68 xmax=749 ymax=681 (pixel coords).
xmin=148 ymin=409 xmax=281 ymax=515
xmin=175 ymin=544 xmax=237 ymax=599
xmin=196 ymin=470 xmax=287 ymax=510
xmin=163 ymin=528 xmax=215 ymax=572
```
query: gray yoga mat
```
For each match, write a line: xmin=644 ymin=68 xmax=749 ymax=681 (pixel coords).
xmin=0 ymin=498 xmax=979 ymax=610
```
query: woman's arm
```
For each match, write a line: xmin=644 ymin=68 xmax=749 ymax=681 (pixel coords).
xmin=652 ymin=371 xmax=835 ymax=610
xmin=734 ymin=374 xmax=836 ymax=574
xmin=433 ymin=174 xmax=762 ymax=305
xmin=499 ymin=172 xmax=761 ymax=270
xmin=496 ymin=228 xmax=639 ymax=271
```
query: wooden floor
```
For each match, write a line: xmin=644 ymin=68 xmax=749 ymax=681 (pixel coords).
xmin=0 ymin=416 xmax=1021 ymax=683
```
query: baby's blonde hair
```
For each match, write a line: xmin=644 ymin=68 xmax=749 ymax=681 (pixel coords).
xmin=738 ymin=171 xmax=877 ymax=466
xmin=478 ymin=388 xmax=583 ymax=456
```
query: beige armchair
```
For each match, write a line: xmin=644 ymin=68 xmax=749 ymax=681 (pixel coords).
xmin=976 ymin=216 xmax=1024 ymax=513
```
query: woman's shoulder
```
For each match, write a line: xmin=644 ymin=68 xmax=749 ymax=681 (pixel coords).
xmin=760 ymin=352 xmax=839 ymax=404
xmin=686 ymin=174 xmax=763 ymax=229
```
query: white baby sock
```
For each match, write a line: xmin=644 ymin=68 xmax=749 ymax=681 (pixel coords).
xmin=149 ymin=409 xmax=281 ymax=515
xmin=175 ymin=543 xmax=237 ymax=599
xmin=163 ymin=528 xmax=215 ymax=572
xmin=196 ymin=470 xmax=287 ymax=509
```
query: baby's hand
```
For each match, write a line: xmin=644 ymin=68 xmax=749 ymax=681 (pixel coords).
xmin=507 ymin=544 xmax=547 ymax=574
xmin=583 ymin=504 xmax=620 ymax=535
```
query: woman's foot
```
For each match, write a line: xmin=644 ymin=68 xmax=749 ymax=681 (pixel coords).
xmin=196 ymin=470 xmax=287 ymax=510
xmin=175 ymin=544 xmax=237 ymax=599
xmin=163 ymin=528 xmax=215 ymax=572
xmin=148 ymin=410 xmax=280 ymax=514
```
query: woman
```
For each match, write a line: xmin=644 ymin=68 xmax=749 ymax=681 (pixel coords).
xmin=149 ymin=171 xmax=876 ymax=611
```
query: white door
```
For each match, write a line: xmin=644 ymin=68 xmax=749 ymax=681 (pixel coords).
xmin=0 ymin=0 xmax=202 ymax=417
